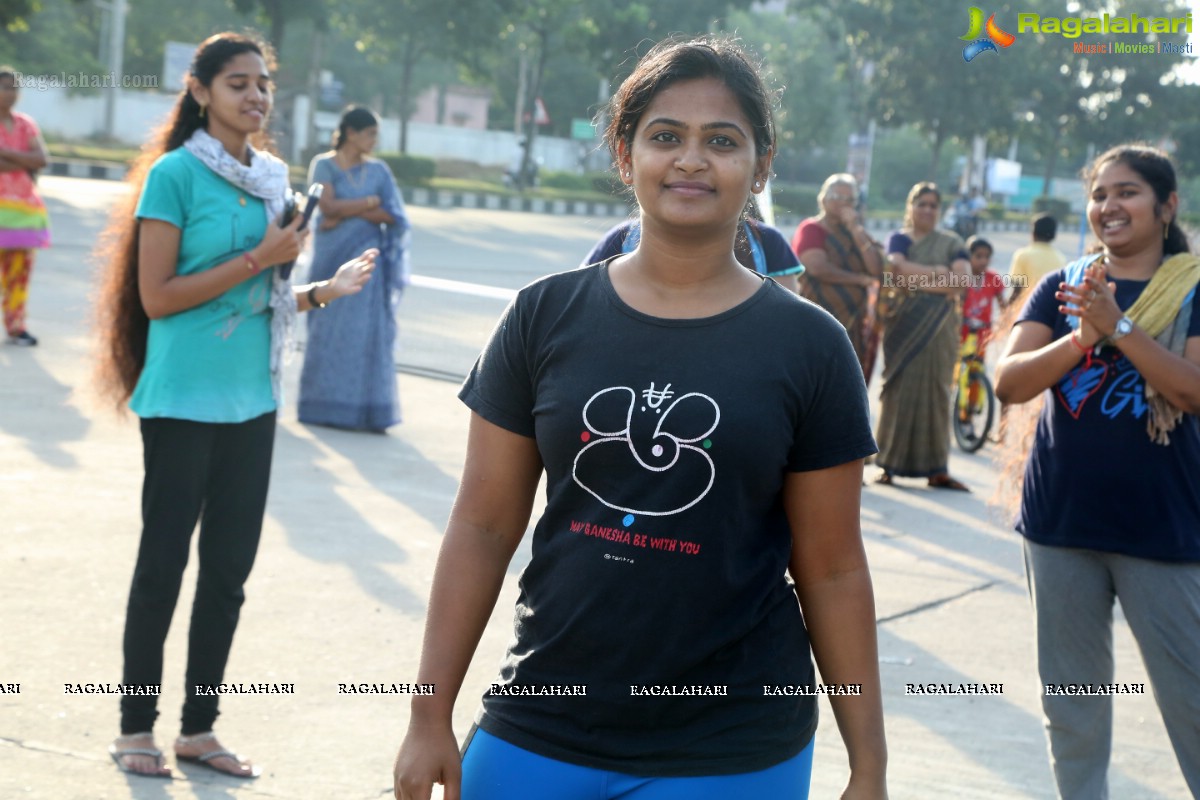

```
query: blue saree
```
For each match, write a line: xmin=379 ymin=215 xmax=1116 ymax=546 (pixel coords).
xmin=297 ymin=155 xmax=410 ymax=430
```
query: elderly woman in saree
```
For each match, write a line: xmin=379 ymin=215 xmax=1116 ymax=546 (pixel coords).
xmin=874 ymin=182 xmax=972 ymax=490
xmin=298 ymin=107 xmax=410 ymax=431
xmin=791 ymin=173 xmax=883 ymax=379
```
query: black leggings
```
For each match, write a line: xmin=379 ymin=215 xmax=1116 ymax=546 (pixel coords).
xmin=120 ymin=412 xmax=275 ymax=735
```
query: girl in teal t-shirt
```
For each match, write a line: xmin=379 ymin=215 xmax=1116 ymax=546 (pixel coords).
xmin=94 ymin=32 xmax=376 ymax=780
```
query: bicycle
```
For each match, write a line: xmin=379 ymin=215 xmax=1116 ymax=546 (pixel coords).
xmin=953 ymin=319 xmax=995 ymax=453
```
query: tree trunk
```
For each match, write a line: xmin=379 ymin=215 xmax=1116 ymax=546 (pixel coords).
xmin=519 ymin=27 xmax=551 ymax=190
xmin=1041 ymin=125 xmax=1061 ymax=196
xmin=397 ymin=39 xmax=422 ymax=154
xmin=303 ymin=28 xmax=324 ymax=163
xmin=928 ymin=120 xmax=944 ymax=181
xmin=267 ymin=0 xmax=286 ymax=56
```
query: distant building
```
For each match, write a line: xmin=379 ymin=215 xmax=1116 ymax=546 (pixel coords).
xmin=411 ymin=85 xmax=491 ymax=129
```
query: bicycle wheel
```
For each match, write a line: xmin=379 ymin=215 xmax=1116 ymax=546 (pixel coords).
xmin=953 ymin=371 xmax=995 ymax=453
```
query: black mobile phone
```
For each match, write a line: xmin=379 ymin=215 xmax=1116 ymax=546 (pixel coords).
xmin=279 ymin=191 xmax=300 ymax=227
xmin=298 ymin=183 xmax=324 ymax=231
xmin=277 ymin=190 xmax=303 ymax=280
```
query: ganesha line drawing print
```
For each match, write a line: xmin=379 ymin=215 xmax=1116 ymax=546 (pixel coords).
xmin=572 ymin=382 xmax=720 ymax=517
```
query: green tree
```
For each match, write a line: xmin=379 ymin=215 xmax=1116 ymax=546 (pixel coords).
xmin=122 ymin=0 xmax=258 ymax=87
xmin=228 ymin=0 xmax=327 ymax=56
xmin=494 ymin=0 xmax=763 ymax=184
xmin=1 ymin=0 xmax=41 ymax=33
xmin=581 ymin=0 xmax=759 ymax=84
xmin=831 ymin=0 xmax=1021 ymax=178
xmin=0 ymin=0 xmax=101 ymax=82
xmin=726 ymin=6 xmax=851 ymax=175
xmin=330 ymin=0 xmax=512 ymax=153
xmin=1010 ymin=0 xmax=1191 ymax=191
xmin=501 ymin=0 xmax=599 ymax=186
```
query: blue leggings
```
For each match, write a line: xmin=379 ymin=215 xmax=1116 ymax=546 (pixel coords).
xmin=461 ymin=728 xmax=813 ymax=800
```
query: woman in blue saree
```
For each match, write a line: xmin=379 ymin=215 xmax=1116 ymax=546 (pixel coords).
xmin=299 ymin=106 xmax=410 ymax=431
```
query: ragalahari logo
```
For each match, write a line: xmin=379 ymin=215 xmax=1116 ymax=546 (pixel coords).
xmin=960 ymin=7 xmax=1016 ymax=62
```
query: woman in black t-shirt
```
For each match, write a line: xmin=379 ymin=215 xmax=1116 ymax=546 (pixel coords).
xmin=392 ymin=37 xmax=888 ymax=800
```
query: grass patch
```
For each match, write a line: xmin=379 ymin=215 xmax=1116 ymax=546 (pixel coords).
xmin=47 ymin=141 xmax=140 ymax=164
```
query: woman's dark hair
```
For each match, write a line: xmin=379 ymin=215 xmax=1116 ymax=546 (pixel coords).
xmin=0 ymin=66 xmax=15 ymax=82
xmin=966 ymin=235 xmax=993 ymax=254
xmin=903 ymin=182 xmax=940 ymax=230
xmin=93 ymin=32 xmax=276 ymax=407
xmin=333 ymin=106 xmax=378 ymax=149
xmin=602 ymin=36 xmax=776 ymax=162
xmin=1083 ymin=143 xmax=1190 ymax=256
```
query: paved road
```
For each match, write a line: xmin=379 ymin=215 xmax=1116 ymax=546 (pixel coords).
xmin=0 ymin=177 xmax=1187 ymax=799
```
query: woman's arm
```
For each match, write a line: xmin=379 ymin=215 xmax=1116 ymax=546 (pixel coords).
xmin=785 ymin=459 xmax=888 ymax=800
xmin=0 ymin=125 xmax=48 ymax=171
xmin=886 ymin=254 xmax=962 ymax=296
xmin=993 ymin=320 xmax=1084 ymax=404
xmin=294 ymin=248 xmax=377 ymax=312
xmin=137 ymin=214 xmax=305 ymax=319
xmin=315 ymin=179 xmax=386 ymax=223
xmin=360 ymin=207 xmax=396 ymax=224
xmin=1109 ymin=334 xmax=1200 ymax=414
xmin=1065 ymin=264 xmax=1200 ymax=413
xmin=837 ymin=207 xmax=884 ymax=279
xmin=800 ymin=247 xmax=875 ymax=287
xmin=393 ymin=413 xmax=544 ymax=800
xmin=858 ymin=239 xmax=885 ymax=279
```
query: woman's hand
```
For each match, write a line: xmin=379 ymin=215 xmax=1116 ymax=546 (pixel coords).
xmin=327 ymin=248 xmax=378 ymax=300
xmin=841 ymin=768 xmax=889 ymax=799
xmin=835 ymin=205 xmax=862 ymax=229
xmin=1056 ymin=261 xmax=1120 ymax=347
xmin=393 ymin=720 xmax=461 ymax=800
xmin=251 ymin=213 xmax=307 ymax=268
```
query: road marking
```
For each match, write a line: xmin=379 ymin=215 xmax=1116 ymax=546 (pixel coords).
xmin=409 ymin=275 xmax=516 ymax=301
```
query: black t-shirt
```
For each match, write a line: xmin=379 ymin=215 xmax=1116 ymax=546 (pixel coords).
xmin=1016 ymin=259 xmax=1200 ymax=560
xmin=459 ymin=261 xmax=877 ymax=776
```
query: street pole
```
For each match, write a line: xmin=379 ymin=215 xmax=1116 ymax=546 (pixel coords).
xmin=100 ymin=0 xmax=126 ymax=141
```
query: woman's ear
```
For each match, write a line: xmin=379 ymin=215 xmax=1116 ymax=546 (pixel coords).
xmin=188 ymin=78 xmax=209 ymax=111
xmin=751 ymin=147 xmax=774 ymax=194
xmin=1163 ymin=191 xmax=1180 ymax=226
xmin=616 ymin=140 xmax=633 ymax=185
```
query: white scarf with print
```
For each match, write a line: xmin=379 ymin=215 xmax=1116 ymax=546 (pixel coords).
xmin=183 ymin=128 xmax=295 ymax=404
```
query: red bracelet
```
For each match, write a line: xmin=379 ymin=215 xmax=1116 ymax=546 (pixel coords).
xmin=1067 ymin=332 xmax=1098 ymax=387
xmin=243 ymin=252 xmax=262 ymax=273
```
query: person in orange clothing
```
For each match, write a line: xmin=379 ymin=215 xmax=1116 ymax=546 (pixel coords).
xmin=0 ymin=66 xmax=50 ymax=346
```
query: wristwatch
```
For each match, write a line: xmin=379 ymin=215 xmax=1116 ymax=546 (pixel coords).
xmin=1110 ymin=315 xmax=1134 ymax=342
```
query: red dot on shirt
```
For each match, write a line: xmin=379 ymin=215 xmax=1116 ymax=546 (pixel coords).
xmin=581 ymin=431 xmax=591 ymax=442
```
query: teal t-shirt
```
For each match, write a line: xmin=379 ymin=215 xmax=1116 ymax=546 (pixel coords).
xmin=130 ymin=148 xmax=276 ymax=422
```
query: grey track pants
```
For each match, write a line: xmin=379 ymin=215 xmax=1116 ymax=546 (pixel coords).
xmin=1023 ymin=539 xmax=1200 ymax=800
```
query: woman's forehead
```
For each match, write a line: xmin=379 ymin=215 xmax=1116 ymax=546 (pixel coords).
xmin=216 ymin=52 xmax=270 ymax=79
xmin=638 ymin=78 xmax=747 ymax=126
